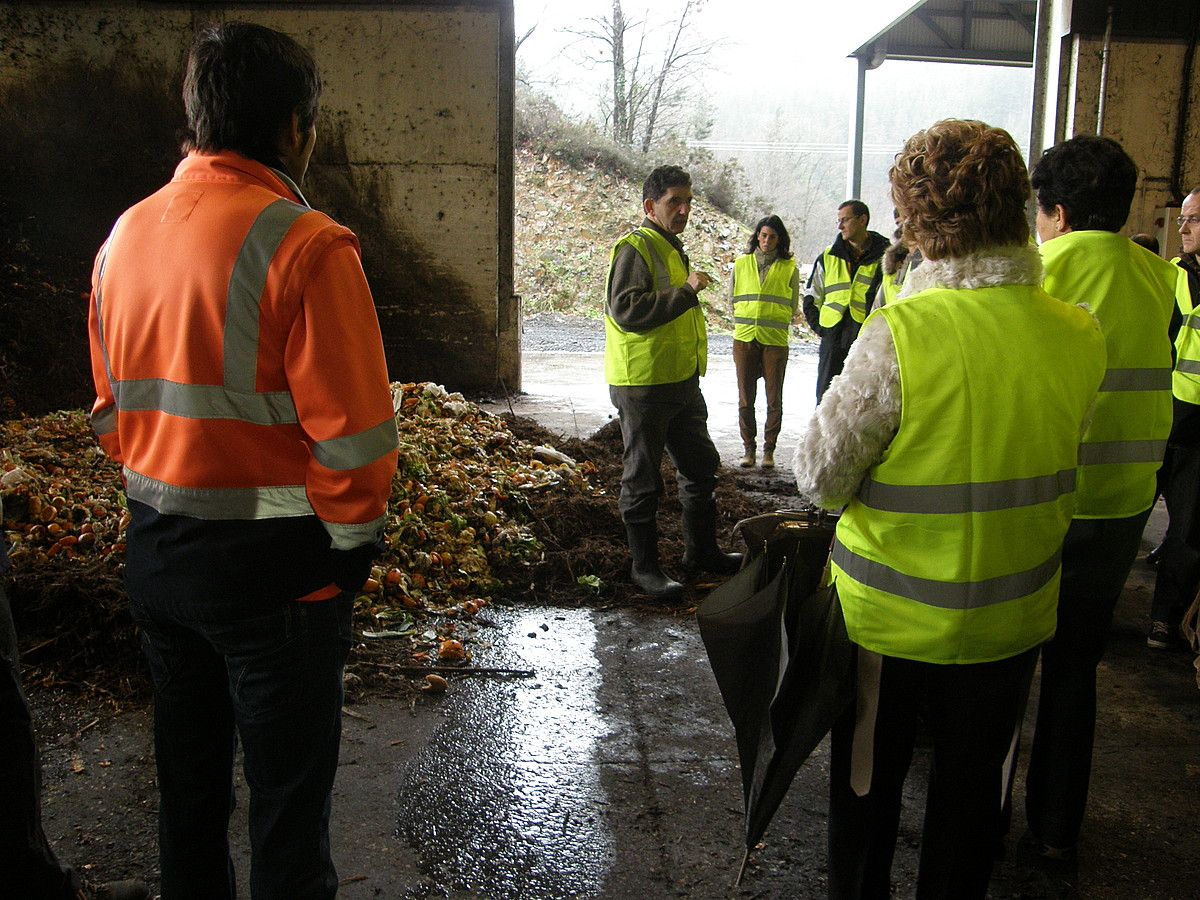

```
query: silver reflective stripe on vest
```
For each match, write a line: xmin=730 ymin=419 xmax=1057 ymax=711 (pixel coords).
xmin=1098 ymin=367 xmax=1173 ymax=392
xmin=312 ymin=418 xmax=399 ymax=471
xmin=91 ymin=227 xmax=120 ymax=441
xmin=733 ymin=294 xmax=792 ymax=309
xmin=854 ymin=271 xmax=876 ymax=286
xmin=1184 ymin=315 xmax=1200 ymax=331
xmin=224 ymin=200 xmax=310 ymax=392
xmin=856 ymin=468 xmax=1076 ymax=515
xmin=824 ymin=281 xmax=852 ymax=293
xmin=733 ymin=316 xmax=789 ymax=331
xmin=1078 ymin=439 xmax=1168 ymax=465
xmin=1175 ymin=359 xmax=1200 ymax=375
xmin=323 ymin=515 xmax=387 ymax=551
xmin=124 ymin=467 xmax=313 ymax=519
xmin=113 ymin=379 xmax=298 ymax=425
xmin=91 ymin=405 xmax=117 ymax=437
xmin=646 ymin=241 xmax=674 ymax=292
xmin=832 ymin=540 xmax=1061 ymax=611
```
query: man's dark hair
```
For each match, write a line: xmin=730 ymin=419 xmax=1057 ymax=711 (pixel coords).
xmin=1030 ymin=135 xmax=1136 ymax=232
xmin=182 ymin=21 xmax=322 ymax=169
xmin=1131 ymin=233 xmax=1160 ymax=254
xmin=747 ymin=214 xmax=793 ymax=259
xmin=643 ymin=165 xmax=691 ymax=202
xmin=839 ymin=199 xmax=869 ymax=220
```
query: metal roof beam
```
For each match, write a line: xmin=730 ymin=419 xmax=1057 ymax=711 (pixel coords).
xmin=998 ymin=0 xmax=1037 ymax=35
xmin=916 ymin=9 xmax=958 ymax=48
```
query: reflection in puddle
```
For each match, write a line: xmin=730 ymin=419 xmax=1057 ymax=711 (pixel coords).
xmin=395 ymin=606 xmax=613 ymax=898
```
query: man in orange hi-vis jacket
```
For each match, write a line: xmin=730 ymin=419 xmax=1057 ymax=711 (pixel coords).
xmin=87 ymin=22 xmax=398 ymax=899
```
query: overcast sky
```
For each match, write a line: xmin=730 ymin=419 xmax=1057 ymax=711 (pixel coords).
xmin=515 ymin=0 xmax=924 ymax=114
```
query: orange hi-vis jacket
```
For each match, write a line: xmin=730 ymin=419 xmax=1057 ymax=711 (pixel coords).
xmin=88 ymin=152 xmax=398 ymax=601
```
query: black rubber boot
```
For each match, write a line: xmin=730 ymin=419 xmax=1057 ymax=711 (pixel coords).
xmin=681 ymin=500 xmax=743 ymax=576
xmin=625 ymin=522 xmax=685 ymax=599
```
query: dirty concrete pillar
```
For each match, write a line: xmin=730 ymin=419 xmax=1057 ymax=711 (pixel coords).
xmin=1036 ymin=0 xmax=1200 ymax=242
xmin=0 ymin=1 xmax=518 ymax=406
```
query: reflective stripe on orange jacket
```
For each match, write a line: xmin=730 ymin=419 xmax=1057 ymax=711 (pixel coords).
xmin=88 ymin=152 xmax=398 ymax=554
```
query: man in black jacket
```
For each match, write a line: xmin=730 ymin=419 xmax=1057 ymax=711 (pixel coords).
xmin=803 ymin=200 xmax=889 ymax=400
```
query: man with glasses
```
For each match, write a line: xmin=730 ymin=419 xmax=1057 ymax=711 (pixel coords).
xmin=802 ymin=200 xmax=889 ymax=400
xmin=1149 ymin=189 xmax=1200 ymax=649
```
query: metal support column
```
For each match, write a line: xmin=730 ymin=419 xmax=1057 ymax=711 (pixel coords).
xmin=847 ymin=55 xmax=867 ymax=199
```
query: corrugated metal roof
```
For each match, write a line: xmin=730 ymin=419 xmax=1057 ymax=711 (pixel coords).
xmin=853 ymin=0 xmax=1038 ymax=68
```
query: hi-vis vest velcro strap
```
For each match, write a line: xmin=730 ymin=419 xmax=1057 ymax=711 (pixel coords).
xmin=832 ymin=540 xmax=1062 ymax=612
xmin=856 ymin=468 xmax=1076 ymax=515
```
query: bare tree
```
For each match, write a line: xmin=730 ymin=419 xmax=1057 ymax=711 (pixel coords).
xmin=516 ymin=23 xmax=537 ymax=53
xmin=639 ymin=0 xmax=717 ymax=153
xmin=563 ymin=0 xmax=718 ymax=152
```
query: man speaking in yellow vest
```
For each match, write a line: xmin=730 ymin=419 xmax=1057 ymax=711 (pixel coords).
xmin=604 ymin=165 xmax=741 ymax=600
xmin=802 ymin=200 xmax=889 ymax=400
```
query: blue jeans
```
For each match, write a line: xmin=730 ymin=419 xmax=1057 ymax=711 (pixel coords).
xmin=131 ymin=589 xmax=353 ymax=900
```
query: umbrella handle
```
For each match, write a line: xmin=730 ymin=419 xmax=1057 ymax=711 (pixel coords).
xmin=735 ymin=847 xmax=750 ymax=887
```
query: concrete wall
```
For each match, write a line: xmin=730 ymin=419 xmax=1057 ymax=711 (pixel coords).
xmin=1035 ymin=2 xmax=1200 ymax=254
xmin=0 ymin=1 xmax=518 ymax=394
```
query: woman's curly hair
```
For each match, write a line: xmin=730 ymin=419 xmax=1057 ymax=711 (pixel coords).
xmin=889 ymin=119 xmax=1030 ymax=261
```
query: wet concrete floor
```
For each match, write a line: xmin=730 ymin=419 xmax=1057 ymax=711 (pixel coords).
xmin=35 ymin=346 xmax=1200 ymax=898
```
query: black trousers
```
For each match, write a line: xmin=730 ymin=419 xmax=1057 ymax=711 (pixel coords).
xmin=828 ymin=643 xmax=1037 ymax=900
xmin=816 ymin=319 xmax=861 ymax=402
xmin=1152 ymin=443 xmax=1200 ymax=625
xmin=1 ymin=579 xmax=82 ymax=899
xmin=609 ymin=375 xmax=720 ymax=525
xmin=1019 ymin=510 xmax=1149 ymax=849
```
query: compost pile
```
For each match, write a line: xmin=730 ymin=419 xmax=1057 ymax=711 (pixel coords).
xmin=1 ymin=383 xmax=772 ymax=704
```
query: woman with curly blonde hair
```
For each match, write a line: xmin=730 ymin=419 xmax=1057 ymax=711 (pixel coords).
xmin=793 ymin=120 xmax=1108 ymax=898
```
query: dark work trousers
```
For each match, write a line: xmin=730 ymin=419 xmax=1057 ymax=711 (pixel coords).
xmin=828 ymin=643 xmax=1037 ymax=900
xmin=816 ymin=319 xmax=861 ymax=402
xmin=1 ymin=579 xmax=83 ymax=899
xmin=609 ymin=374 xmax=720 ymax=525
xmin=131 ymin=588 xmax=354 ymax=900
xmin=1012 ymin=509 xmax=1150 ymax=851
xmin=1152 ymin=443 xmax=1200 ymax=625
xmin=733 ymin=339 xmax=789 ymax=453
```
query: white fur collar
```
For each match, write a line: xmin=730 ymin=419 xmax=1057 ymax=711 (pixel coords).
xmin=899 ymin=244 xmax=1042 ymax=299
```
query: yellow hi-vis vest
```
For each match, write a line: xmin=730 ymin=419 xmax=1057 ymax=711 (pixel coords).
xmin=1040 ymin=231 xmax=1176 ymax=518
xmin=604 ymin=226 xmax=708 ymax=386
xmin=831 ymin=283 xmax=1106 ymax=665
xmin=880 ymin=253 xmax=916 ymax=308
xmin=1171 ymin=257 xmax=1200 ymax=404
xmin=732 ymin=254 xmax=796 ymax=347
xmin=816 ymin=250 xmax=879 ymax=328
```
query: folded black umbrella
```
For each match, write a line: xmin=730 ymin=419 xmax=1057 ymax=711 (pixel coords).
xmin=697 ymin=512 xmax=854 ymax=882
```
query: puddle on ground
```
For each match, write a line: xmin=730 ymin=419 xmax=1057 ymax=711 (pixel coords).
xmin=395 ymin=605 xmax=613 ymax=898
